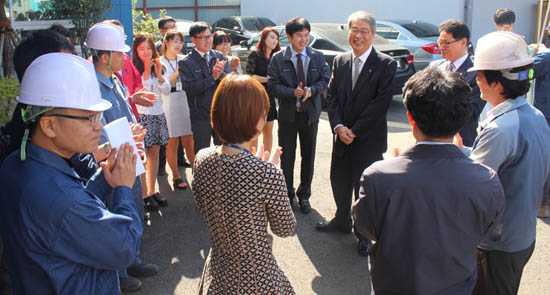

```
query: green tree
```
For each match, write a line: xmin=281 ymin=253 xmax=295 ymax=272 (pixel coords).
xmin=132 ymin=0 xmax=166 ymax=41
xmin=40 ymin=0 xmax=112 ymax=57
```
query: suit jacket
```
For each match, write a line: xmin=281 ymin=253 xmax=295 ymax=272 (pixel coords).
xmin=353 ymin=144 xmax=505 ymax=295
xmin=327 ymin=49 xmax=396 ymax=161
xmin=430 ymin=56 xmax=485 ymax=146
xmin=267 ymin=46 xmax=331 ymax=124
xmin=179 ymin=49 xmax=231 ymax=121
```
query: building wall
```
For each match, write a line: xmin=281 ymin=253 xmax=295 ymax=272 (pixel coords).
xmin=242 ymin=0 xmax=541 ymax=45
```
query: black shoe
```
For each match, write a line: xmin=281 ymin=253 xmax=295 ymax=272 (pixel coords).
xmin=152 ymin=192 xmax=168 ymax=207
xmin=315 ymin=220 xmax=352 ymax=233
xmin=119 ymin=276 xmax=142 ymax=292
xmin=299 ymin=200 xmax=312 ymax=214
xmin=358 ymin=239 xmax=370 ymax=257
xmin=144 ymin=196 xmax=159 ymax=211
xmin=127 ymin=262 xmax=158 ymax=278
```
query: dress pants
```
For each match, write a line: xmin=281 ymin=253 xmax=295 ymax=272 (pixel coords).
xmin=191 ymin=119 xmax=221 ymax=154
xmin=278 ymin=111 xmax=318 ymax=202
xmin=472 ymin=241 xmax=535 ymax=295
xmin=330 ymin=143 xmax=382 ymax=239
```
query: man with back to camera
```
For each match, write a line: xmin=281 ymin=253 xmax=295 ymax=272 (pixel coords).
xmin=0 ymin=52 xmax=142 ymax=295
xmin=316 ymin=10 xmax=396 ymax=256
xmin=494 ymin=8 xmax=515 ymax=32
xmin=267 ymin=17 xmax=331 ymax=214
xmin=461 ymin=31 xmax=550 ymax=295
xmin=179 ymin=21 xmax=231 ymax=154
xmin=430 ymin=19 xmax=484 ymax=147
xmin=353 ymin=67 xmax=505 ymax=294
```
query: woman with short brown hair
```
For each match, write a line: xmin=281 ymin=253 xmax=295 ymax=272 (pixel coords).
xmin=192 ymin=73 xmax=296 ymax=294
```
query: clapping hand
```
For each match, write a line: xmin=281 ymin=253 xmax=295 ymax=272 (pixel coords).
xmin=251 ymin=144 xmax=283 ymax=166
xmin=131 ymin=87 xmax=157 ymax=107
xmin=294 ymin=82 xmax=305 ymax=98
xmin=212 ymin=58 xmax=227 ymax=80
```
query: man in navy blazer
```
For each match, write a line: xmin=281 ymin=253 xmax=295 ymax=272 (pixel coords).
xmin=179 ymin=22 xmax=231 ymax=153
xmin=429 ymin=19 xmax=483 ymax=146
xmin=316 ymin=11 xmax=396 ymax=256
xmin=267 ymin=17 xmax=330 ymax=213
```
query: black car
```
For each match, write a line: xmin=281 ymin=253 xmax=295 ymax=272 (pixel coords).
xmin=233 ymin=23 xmax=416 ymax=95
xmin=212 ymin=16 xmax=276 ymax=45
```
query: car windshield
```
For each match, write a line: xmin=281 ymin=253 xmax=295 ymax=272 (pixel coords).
xmin=400 ymin=22 xmax=439 ymax=38
xmin=241 ymin=17 xmax=276 ymax=32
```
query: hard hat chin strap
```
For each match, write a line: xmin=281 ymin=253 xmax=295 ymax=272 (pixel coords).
xmin=20 ymin=105 xmax=55 ymax=161
xmin=106 ymin=51 xmax=114 ymax=75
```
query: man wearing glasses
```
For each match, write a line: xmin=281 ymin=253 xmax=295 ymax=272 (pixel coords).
xmin=156 ymin=16 xmax=176 ymax=53
xmin=430 ymin=19 xmax=483 ymax=146
xmin=179 ymin=21 xmax=231 ymax=153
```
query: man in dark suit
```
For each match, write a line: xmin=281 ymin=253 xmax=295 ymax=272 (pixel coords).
xmin=429 ymin=19 xmax=483 ymax=146
xmin=267 ymin=17 xmax=330 ymax=214
xmin=353 ymin=67 xmax=505 ymax=294
xmin=179 ymin=22 xmax=231 ymax=153
xmin=316 ymin=11 xmax=396 ymax=256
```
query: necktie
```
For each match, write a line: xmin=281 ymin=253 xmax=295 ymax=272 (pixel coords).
xmin=352 ymin=56 xmax=361 ymax=90
xmin=296 ymin=53 xmax=307 ymax=112
xmin=446 ymin=61 xmax=455 ymax=72
xmin=203 ymin=54 xmax=211 ymax=73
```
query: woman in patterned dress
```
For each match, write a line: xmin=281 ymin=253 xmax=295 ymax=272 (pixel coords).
xmin=246 ymin=27 xmax=281 ymax=154
xmin=192 ymin=74 xmax=296 ymax=295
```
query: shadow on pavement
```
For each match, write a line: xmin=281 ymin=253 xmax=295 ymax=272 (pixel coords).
xmin=135 ymin=167 xmax=210 ymax=294
xmin=294 ymin=209 xmax=371 ymax=295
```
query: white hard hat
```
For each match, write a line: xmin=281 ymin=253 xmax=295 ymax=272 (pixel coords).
xmin=468 ymin=31 xmax=533 ymax=72
xmin=17 ymin=53 xmax=112 ymax=112
xmin=85 ymin=23 xmax=131 ymax=52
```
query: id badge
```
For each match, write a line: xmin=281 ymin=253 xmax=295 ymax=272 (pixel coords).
xmin=176 ymin=81 xmax=183 ymax=92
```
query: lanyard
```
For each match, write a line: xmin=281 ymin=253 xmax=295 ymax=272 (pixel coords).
xmin=222 ymin=143 xmax=252 ymax=155
xmin=166 ymin=58 xmax=177 ymax=72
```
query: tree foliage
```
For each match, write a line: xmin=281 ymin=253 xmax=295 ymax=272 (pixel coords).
xmin=40 ymin=0 xmax=112 ymax=57
xmin=132 ymin=0 xmax=166 ymax=41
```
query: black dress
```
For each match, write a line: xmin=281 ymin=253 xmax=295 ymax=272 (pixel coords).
xmin=246 ymin=49 xmax=278 ymax=121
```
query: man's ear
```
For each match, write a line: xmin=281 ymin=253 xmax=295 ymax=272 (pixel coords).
xmin=38 ymin=116 xmax=57 ymax=139
xmin=99 ymin=52 xmax=110 ymax=65
xmin=406 ymin=111 xmax=416 ymax=128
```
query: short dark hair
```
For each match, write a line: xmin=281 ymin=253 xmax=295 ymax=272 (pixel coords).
xmin=211 ymin=74 xmax=270 ymax=144
xmin=14 ymin=30 xmax=75 ymax=81
xmin=494 ymin=8 xmax=515 ymax=25
xmin=482 ymin=64 xmax=533 ymax=100
xmin=158 ymin=16 xmax=176 ymax=30
xmin=439 ymin=19 xmax=470 ymax=42
xmin=189 ymin=21 xmax=211 ymax=38
xmin=403 ymin=67 xmax=472 ymax=138
xmin=285 ymin=17 xmax=311 ymax=36
xmin=49 ymin=24 xmax=71 ymax=40
xmin=213 ymin=30 xmax=232 ymax=48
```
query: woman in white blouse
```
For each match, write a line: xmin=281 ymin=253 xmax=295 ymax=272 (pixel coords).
xmin=132 ymin=32 xmax=171 ymax=210
xmin=159 ymin=30 xmax=194 ymax=190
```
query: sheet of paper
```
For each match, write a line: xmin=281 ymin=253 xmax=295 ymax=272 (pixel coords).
xmin=103 ymin=117 xmax=145 ymax=175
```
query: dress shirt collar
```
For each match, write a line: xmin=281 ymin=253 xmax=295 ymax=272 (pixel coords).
xmin=194 ymin=48 xmax=210 ymax=60
xmin=95 ymin=68 xmax=114 ymax=90
xmin=416 ymin=141 xmax=454 ymax=145
xmin=353 ymin=45 xmax=372 ymax=64
xmin=450 ymin=53 xmax=468 ymax=72
xmin=290 ymin=46 xmax=308 ymax=58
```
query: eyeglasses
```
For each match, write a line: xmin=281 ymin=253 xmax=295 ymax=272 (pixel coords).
xmin=350 ymin=28 xmax=371 ymax=35
xmin=437 ymin=39 xmax=461 ymax=47
xmin=171 ymin=40 xmax=184 ymax=46
xmin=194 ymin=34 xmax=213 ymax=40
xmin=45 ymin=112 xmax=103 ymax=127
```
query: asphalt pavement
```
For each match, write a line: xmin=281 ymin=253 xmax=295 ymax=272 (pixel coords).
xmin=133 ymin=96 xmax=550 ymax=295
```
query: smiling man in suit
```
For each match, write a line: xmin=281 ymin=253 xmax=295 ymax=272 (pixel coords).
xmin=267 ymin=17 xmax=331 ymax=214
xmin=430 ymin=19 xmax=483 ymax=146
xmin=316 ymin=11 xmax=396 ymax=256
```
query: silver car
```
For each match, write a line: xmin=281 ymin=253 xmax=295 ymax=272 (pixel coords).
xmin=376 ymin=20 xmax=441 ymax=70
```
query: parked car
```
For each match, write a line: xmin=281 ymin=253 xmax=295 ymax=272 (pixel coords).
xmin=175 ymin=18 xmax=195 ymax=53
xmin=233 ymin=23 xmax=415 ymax=95
xmin=376 ymin=20 xmax=441 ymax=70
xmin=212 ymin=16 xmax=276 ymax=45
xmin=376 ymin=20 xmax=474 ymax=70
